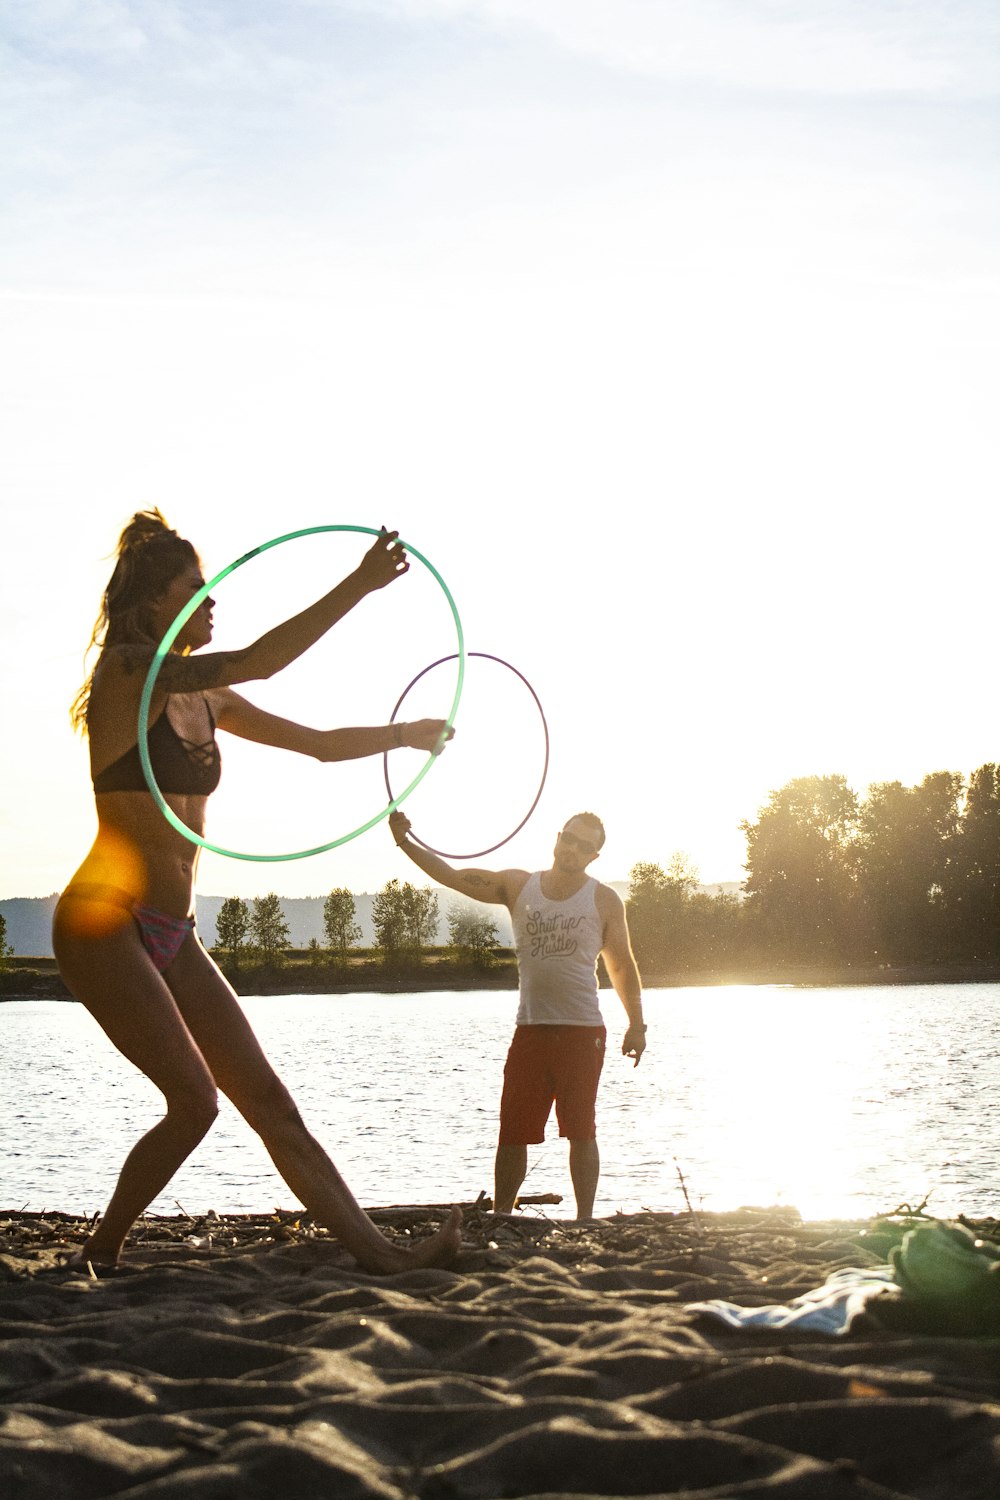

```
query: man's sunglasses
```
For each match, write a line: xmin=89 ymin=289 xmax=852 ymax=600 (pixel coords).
xmin=559 ymin=830 xmax=599 ymax=855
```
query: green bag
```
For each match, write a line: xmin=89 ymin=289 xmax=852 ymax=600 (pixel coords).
xmin=890 ymin=1221 xmax=1000 ymax=1316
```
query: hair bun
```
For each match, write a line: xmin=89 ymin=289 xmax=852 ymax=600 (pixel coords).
xmin=119 ymin=508 xmax=176 ymax=552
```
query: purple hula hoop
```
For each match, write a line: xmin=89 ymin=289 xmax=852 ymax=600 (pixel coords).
xmin=383 ymin=651 xmax=550 ymax=859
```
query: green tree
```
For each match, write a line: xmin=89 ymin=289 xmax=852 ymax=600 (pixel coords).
xmin=372 ymin=879 xmax=406 ymax=964
xmin=250 ymin=893 xmax=291 ymax=967
xmin=685 ymin=888 xmax=744 ymax=969
xmin=215 ymin=897 xmax=251 ymax=967
xmin=947 ymin=764 xmax=1000 ymax=961
xmin=0 ymin=914 xmax=13 ymax=973
xmin=626 ymin=861 xmax=672 ymax=974
xmin=372 ymin=879 xmax=438 ymax=965
xmin=447 ymin=901 xmax=500 ymax=968
xmin=741 ymin=774 xmax=860 ymax=963
xmin=665 ymin=850 xmax=700 ymax=895
xmin=402 ymin=883 xmax=439 ymax=951
xmin=323 ymin=887 xmax=362 ymax=966
xmin=626 ymin=855 xmax=700 ymax=976
xmin=857 ymin=772 xmax=963 ymax=964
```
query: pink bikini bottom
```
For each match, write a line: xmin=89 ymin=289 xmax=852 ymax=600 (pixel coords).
xmin=132 ymin=903 xmax=196 ymax=973
xmin=59 ymin=884 xmax=195 ymax=974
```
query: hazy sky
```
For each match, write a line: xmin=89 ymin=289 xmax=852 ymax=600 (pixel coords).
xmin=3 ymin=0 xmax=998 ymax=901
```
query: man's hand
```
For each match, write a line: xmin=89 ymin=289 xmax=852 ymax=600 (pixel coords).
xmin=622 ymin=1022 xmax=646 ymax=1067
xmin=389 ymin=809 xmax=412 ymax=846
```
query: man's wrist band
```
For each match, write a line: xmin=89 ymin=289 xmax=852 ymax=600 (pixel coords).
xmin=392 ymin=722 xmax=404 ymax=747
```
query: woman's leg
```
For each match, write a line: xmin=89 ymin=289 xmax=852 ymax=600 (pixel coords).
xmin=165 ymin=939 xmax=462 ymax=1273
xmin=53 ymin=902 xmax=220 ymax=1265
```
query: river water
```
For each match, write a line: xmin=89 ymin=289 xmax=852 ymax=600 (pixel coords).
xmin=3 ymin=984 xmax=998 ymax=1223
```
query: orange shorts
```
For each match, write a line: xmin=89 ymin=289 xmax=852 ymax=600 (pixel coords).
xmin=498 ymin=1024 xmax=607 ymax=1144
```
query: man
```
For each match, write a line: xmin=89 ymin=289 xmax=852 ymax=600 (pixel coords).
xmin=389 ymin=809 xmax=646 ymax=1218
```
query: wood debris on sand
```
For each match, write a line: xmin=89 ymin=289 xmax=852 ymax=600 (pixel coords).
xmin=3 ymin=1203 xmax=1000 ymax=1498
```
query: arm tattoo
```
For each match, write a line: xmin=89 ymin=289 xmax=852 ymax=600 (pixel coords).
xmin=116 ymin=645 xmax=155 ymax=678
xmin=117 ymin=645 xmax=251 ymax=693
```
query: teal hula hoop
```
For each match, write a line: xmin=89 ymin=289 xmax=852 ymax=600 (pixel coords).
xmin=138 ymin=525 xmax=465 ymax=861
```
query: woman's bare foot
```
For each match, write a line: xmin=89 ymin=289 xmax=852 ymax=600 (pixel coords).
xmin=62 ymin=1248 xmax=122 ymax=1277
xmin=357 ymin=1207 xmax=464 ymax=1275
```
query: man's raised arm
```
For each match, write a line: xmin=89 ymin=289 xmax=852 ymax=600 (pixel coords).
xmin=389 ymin=811 xmax=524 ymax=907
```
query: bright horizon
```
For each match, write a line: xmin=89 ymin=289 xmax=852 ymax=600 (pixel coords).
xmin=3 ymin=2 xmax=998 ymax=902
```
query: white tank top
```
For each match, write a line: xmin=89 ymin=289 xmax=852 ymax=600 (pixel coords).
xmin=511 ymin=873 xmax=604 ymax=1026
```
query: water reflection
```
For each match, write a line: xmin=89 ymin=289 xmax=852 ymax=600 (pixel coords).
xmin=2 ymin=984 xmax=999 ymax=1222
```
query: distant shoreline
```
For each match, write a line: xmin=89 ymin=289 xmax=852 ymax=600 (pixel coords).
xmin=4 ymin=955 xmax=1000 ymax=1002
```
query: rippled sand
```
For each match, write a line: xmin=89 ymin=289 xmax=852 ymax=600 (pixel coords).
xmin=3 ymin=1204 xmax=1000 ymax=1498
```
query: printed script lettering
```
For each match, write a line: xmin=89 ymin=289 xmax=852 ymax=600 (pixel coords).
xmin=526 ymin=907 xmax=584 ymax=959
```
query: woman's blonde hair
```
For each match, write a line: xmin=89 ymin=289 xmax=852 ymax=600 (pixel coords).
xmin=71 ymin=509 xmax=199 ymax=734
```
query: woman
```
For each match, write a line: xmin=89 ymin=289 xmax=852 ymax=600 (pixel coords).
xmin=54 ymin=510 xmax=462 ymax=1273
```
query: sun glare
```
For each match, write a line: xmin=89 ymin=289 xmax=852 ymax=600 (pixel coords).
xmin=607 ymin=986 xmax=934 ymax=1222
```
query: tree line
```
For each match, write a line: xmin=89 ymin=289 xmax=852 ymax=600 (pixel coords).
xmin=629 ymin=766 xmax=1000 ymax=975
xmin=211 ymin=762 xmax=1000 ymax=980
xmin=0 ymin=915 xmax=13 ymax=973
xmin=213 ymin=885 xmax=502 ymax=971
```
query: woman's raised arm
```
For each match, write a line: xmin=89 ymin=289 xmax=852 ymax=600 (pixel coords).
xmin=111 ymin=531 xmax=409 ymax=697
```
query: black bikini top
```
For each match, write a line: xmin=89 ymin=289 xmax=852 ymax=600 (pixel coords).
xmin=92 ymin=705 xmax=222 ymax=796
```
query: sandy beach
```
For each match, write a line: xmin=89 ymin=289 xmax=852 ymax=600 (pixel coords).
xmin=3 ymin=1204 xmax=1000 ymax=1498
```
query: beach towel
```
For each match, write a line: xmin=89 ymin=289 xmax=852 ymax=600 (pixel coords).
xmin=688 ymin=1265 xmax=897 ymax=1335
xmin=690 ymin=1220 xmax=1000 ymax=1337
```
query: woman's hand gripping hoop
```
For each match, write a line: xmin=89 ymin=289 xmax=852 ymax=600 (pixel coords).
xmin=382 ymin=652 xmax=549 ymax=860
xmin=139 ymin=525 xmax=465 ymax=862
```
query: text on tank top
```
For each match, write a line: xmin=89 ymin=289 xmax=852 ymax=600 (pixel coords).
xmin=511 ymin=872 xmax=604 ymax=1026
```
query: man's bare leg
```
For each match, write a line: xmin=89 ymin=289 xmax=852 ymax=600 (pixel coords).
xmin=494 ymin=1143 xmax=527 ymax=1213
xmin=569 ymin=1137 xmax=600 ymax=1218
